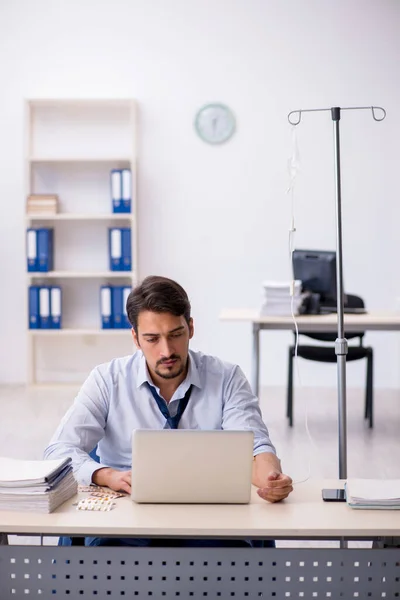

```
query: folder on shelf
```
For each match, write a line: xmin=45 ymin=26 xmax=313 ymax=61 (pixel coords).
xmin=39 ymin=287 xmax=51 ymax=329
xmin=121 ymin=228 xmax=132 ymax=271
xmin=100 ymin=286 xmax=113 ymax=329
xmin=50 ymin=286 xmax=62 ymax=329
xmin=121 ymin=168 xmax=132 ymax=213
xmin=111 ymin=169 xmax=123 ymax=213
xmin=112 ymin=286 xmax=123 ymax=328
xmin=28 ymin=286 xmax=40 ymax=329
xmin=37 ymin=228 xmax=54 ymax=272
xmin=122 ymin=286 xmax=132 ymax=328
xmin=27 ymin=229 xmax=38 ymax=272
xmin=109 ymin=228 xmax=122 ymax=271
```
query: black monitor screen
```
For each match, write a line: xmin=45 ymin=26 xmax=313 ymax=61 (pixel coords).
xmin=293 ymin=249 xmax=337 ymax=304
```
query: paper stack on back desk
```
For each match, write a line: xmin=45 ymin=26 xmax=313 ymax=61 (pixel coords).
xmin=0 ymin=456 xmax=77 ymax=513
xmin=260 ymin=280 xmax=304 ymax=316
xmin=345 ymin=479 xmax=400 ymax=509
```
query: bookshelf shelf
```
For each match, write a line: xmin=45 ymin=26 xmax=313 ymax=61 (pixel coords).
xmin=26 ymin=214 xmax=133 ymax=221
xmin=26 ymin=98 xmax=138 ymax=385
xmin=29 ymin=157 xmax=132 ymax=164
xmin=27 ymin=271 xmax=135 ymax=279
xmin=29 ymin=99 xmax=134 ymax=108
xmin=29 ymin=329 xmax=131 ymax=336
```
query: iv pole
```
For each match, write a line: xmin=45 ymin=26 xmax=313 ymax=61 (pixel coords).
xmin=287 ymin=105 xmax=386 ymax=481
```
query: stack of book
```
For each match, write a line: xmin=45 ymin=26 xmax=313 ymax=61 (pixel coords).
xmin=26 ymin=194 xmax=58 ymax=215
xmin=345 ymin=479 xmax=400 ymax=510
xmin=260 ymin=280 xmax=304 ymax=316
xmin=0 ymin=457 xmax=77 ymax=513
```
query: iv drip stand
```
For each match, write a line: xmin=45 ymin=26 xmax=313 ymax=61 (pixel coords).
xmin=287 ymin=105 xmax=386 ymax=480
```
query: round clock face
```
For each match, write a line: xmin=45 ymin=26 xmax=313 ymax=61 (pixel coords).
xmin=194 ymin=103 xmax=236 ymax=144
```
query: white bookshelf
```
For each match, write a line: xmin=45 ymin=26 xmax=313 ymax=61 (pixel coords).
xmin=25 ymin=99 xmax=138 ymax=385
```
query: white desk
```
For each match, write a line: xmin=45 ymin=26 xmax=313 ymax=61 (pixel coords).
xmin=0 ymin=480 xmax=399 ymax=539
xmin=219 ymin=309 xmax=400 ymax=396
xmin=1 ymin=480 xmax=400 ymax=598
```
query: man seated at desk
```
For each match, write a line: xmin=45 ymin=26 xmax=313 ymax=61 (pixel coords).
xmin=44 ymin=276 xmax=293 ymax=547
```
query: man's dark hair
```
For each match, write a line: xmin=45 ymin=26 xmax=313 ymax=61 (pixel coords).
xmin=126 ymin=276 xmax=191 ymax=332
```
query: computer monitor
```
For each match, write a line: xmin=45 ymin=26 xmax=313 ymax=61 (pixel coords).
xmin=293 ymin=249 xmax=337 ymax=306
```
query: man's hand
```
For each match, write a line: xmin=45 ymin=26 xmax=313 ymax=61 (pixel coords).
xmin=92 ymin=467 xmax=131 ymax=494
xmin=252 ymin=453 xmax=293 ymax=503
xmin=257 ymin=470 xmax=293 ymax=503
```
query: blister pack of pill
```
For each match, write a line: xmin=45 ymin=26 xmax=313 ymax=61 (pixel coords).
xmin=78 ymin=485 xmax=125 ymax=499
xmin=75 ymin=497 xmax=116 ymax=512
xmin=88 ymin=490 xmax=125 ymax=499
xmin=78 ymin=485 xmax=97 ymax=493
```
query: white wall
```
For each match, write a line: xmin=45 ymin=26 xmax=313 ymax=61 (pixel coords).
xmin=0 ymin=0 xmax=399 ymax=388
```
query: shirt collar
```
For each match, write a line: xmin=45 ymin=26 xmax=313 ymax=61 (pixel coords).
xmin=136 ymin=351 xmax=151 ymax=389
xmin=136 ymin=350 xmax=202 ymax=391
xmin=186 ymin=350 xmax=202 ymax=389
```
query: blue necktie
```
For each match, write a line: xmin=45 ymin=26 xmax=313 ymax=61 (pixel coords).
xmin=146 ymin=382 xmax=193 ymax=429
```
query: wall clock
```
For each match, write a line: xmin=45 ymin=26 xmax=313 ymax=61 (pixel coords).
xmin=194 ymin=103 xmax=236 ymax=144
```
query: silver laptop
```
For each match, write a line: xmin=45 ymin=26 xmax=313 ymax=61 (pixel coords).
xmin=131 ymin=429 xmax=254 ymax=504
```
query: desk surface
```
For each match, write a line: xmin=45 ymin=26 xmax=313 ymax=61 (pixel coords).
xmin=1 ymin=480 xmax=400 ymax=538
xmin=219 ymin=309 xmax=400 ymax=332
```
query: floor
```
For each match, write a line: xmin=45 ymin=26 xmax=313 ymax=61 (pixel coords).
xmin=0 ymin=382 xmax=399 ymax=547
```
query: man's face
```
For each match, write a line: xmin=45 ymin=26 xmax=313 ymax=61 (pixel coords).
xmin=132 ymin=311 xmax=194 ymax=381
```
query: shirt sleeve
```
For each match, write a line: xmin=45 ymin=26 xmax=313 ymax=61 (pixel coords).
xmin=221 ymin=364 xmax=276 ymax=456
xmin=43 ymin=367 xmax=110 ymax=485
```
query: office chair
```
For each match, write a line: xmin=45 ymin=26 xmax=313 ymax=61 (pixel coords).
xmin=287 ymin=294 xmax=373 ymax=428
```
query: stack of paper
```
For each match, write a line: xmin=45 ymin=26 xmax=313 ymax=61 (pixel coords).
xmin=345 ymin=479 xmax=400 ymax=509
xmin=0 ymin=457 xmax=77 ymax=513
xmin=260 ymin=280 xmax=304 ymax=316
xmin=26 ymin=194 xmax=58 ymax=215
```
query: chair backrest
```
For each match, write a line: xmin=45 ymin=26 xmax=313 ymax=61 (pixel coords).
xmin=300 ymin=294 xmax=365 ymax=343
xmin=345 ymin=294 xmax=365 ymax=309
xmin=89 ymin=447 xmax=100 ymax=463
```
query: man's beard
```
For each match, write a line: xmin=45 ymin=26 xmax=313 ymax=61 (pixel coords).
xmin=154 ymin=356 xmax=186 ymax=380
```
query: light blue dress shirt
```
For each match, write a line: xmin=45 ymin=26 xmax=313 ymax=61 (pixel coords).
xmin=44 ymin=350 xmax=276 ymax=485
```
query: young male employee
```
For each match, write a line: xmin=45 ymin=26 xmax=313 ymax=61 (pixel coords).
xmin=45 ymin=276 xmax=293 ymax=546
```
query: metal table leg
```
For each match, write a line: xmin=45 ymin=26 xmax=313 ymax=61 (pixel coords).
xmin=0 ymin=533 xmax=8 ymax=545
xmin=251 ymin=322 xmax=261 ymax=396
